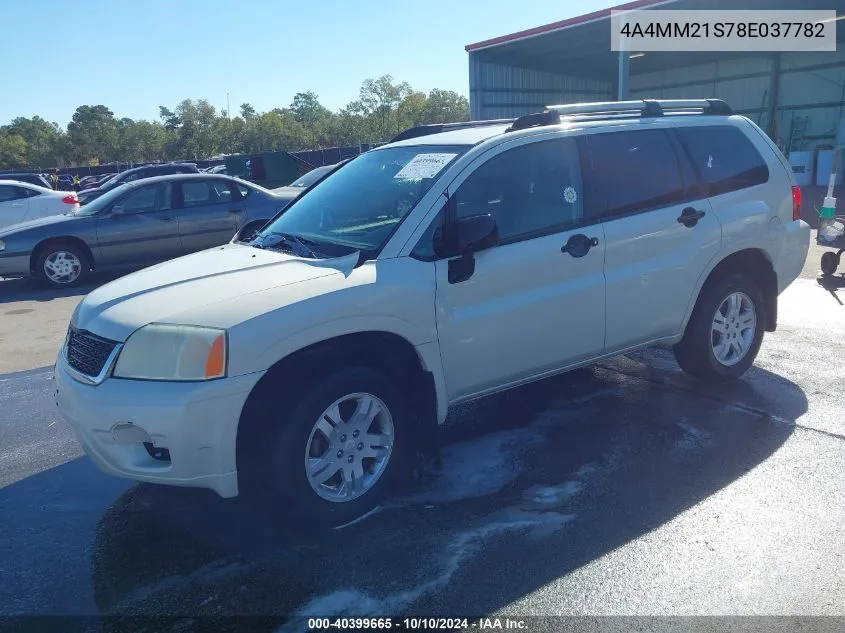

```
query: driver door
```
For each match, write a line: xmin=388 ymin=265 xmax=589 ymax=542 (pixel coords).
xmin=96 ymin=181 xmax=184 ymax=266
xmin=427 ymin=134 xmax=607 ymax=402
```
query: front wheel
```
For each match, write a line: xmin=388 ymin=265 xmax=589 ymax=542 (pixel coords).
xmin=674 ymin=273 xmax=766 ymax=383
xmin=240 ymin=366 xmax=411 ymax=527
xmin=34 ymin=243 xmax=90 ymax=288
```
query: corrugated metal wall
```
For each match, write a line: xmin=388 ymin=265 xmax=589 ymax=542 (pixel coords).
xmin=629 ymin=51 xmax=845 ymax=149
xmin=469 ymin=53 xmax=613 ymax=120
xmin=469 ymin=49 xmax=845 ymax=151
xmin=629 ymin=57 xmax=772 ymax=126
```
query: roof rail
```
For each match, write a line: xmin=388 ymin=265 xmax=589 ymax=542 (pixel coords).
xmin=390 ymin=119 xmax=515 ymax=143
xmin=508 ymin=99 xmax=732 ymax=132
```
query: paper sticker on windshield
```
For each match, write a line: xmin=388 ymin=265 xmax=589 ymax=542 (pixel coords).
xmin=393 ymin=153 xmax=457 ymax=180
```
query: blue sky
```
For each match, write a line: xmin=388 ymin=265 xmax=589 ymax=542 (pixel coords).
xmin=1 ymin=0 xmax=616 ymax=128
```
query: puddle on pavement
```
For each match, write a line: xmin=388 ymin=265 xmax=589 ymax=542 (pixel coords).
xmin=78 ymin=357 xmax=796 ymax=629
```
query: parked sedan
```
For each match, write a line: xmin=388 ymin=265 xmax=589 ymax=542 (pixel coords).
xmin=0 ymin=181 xmax=79 ymax=230
xmin=0 ymin=172 xmax=53 ymax=189
xmin=0 ymin=174 xmax=287 ymax=288
xmin=79 ymin=173 xmax=116 ymax=191
xmin=77 ymin=163 xmax=199 ymax=205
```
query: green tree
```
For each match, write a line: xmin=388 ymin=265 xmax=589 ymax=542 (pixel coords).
xmin=66 ymin=105 xmax=119 ymax=165
xmin=291 ymin=92 xmax=332 ymax=127
xmin=240 ymin=103 xmax=256 ymax=119
xmin=7 ymin=116 xmax=62 ymax=167
xmin=422 ymin=89 xmax=469 ymax=124
xmin=346 ymin=75 xmax=414 ymax=141
xmin=0 ymin=129 xmax=28 ymax=169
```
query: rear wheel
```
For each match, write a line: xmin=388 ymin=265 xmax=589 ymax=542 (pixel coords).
xmin=34 ymin=243 xmax=89 ymax=288
xmin=821 ymin=251 xmax=840 ymax=276
xmin=674 ymin=273 xmax=765 ymax=383
xmin=239 ymin=366 xmax=411 ymax=528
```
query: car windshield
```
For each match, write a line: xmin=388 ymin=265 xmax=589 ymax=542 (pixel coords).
xmin=254 ymin=145 xmax=466 ymax=255
xmin=70 ymin=183 xmax=130 ymax=216
xmin=97 ymin=172 xmax=128 ymax=190
xmin=289 ymin=165 xmax=333 ymax=188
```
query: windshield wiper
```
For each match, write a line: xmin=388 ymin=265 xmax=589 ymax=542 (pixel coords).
xmin=263 ymin=232 xmax=318 ymax=258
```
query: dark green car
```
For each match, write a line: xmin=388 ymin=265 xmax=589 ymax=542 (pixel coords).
xmin=0 ymin=173 xmax=296 ymax=288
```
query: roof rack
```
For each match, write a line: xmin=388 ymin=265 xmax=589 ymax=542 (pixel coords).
xmin=390 ymin=118 xmax=515 ymax=143
xmin=507 ymin=99 xmax=732 ymax=132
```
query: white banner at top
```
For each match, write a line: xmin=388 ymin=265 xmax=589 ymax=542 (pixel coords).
xmin=610 ymin=10 xmax=837 ymax=52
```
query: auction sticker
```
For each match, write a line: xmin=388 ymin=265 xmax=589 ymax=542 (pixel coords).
xmin=394 ymin=153 xmax=457 ymax=180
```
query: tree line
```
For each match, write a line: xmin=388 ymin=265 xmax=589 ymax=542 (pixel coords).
xmin=0 ymin=75 xmax=470 ymax=170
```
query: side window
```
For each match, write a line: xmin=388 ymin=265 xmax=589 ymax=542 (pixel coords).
xmin=410 ymin=207 xmax=447 ymax=261
xmin=181 ymin=180 xmax=234 ymax=207
xmin=236 ymin=184 xmax=251 ymax=199
xmin=585 ymin=129 xmax=686 ymax=218
xmin=453 ymin=137 xmax=584 ymax=242
xmin=118 ymin=183 xmax=172 ymax=214
xmin=676 ymin=125 xmax=770 ymax=196
xmin=0 ymin=186 xmax=29 ymax=202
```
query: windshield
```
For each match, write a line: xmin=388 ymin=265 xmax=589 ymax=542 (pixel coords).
xmin=255 ymin=145 xmax=466 ymax=254
xmin=71 ymin=183 xmax=130 ymax=216
xmin=290 ymin=165 xmax=333 ymax=188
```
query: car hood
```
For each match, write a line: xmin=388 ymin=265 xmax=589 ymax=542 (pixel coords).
xmin=76 ymin=244 xmax=360 ymax=341
xmin=0 ymin=213 xmax=76 ymax=237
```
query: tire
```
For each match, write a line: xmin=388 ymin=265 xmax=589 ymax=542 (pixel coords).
xmin=34 ymin=243 xmax=90 ymax=288
xmin=674 ymin=273 xmax=766 ymax=383
xmin=240 ymin=366 xmax=411 ymax=528
xmin=821 ymin=251 xmax=839 ymax=276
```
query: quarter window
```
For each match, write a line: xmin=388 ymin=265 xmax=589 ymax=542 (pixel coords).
xmin=454 ymin=137 xmax=584 ymax=242
xmin=585 ymin=129 xmax=686 ymax=219
xmin=676 ymin=125 xmax=769 ymax=195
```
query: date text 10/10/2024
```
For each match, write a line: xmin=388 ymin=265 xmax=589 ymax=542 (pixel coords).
xmin=308 ymin=617 xmax=528 ymax=630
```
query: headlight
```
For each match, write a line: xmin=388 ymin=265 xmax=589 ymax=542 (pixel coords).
xmin=113 ymin=324 xmax=227 ymax=381
xmin=0 ymin=240 xmax=5 ymax=252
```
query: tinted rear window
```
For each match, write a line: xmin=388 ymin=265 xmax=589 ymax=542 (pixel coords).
xmin=676 ymin=125 xmax=769 ymax=196
xmin=585 ymin=129 xmax=686 ymax=218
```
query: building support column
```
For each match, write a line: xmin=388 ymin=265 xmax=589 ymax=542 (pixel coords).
xmin=618 ymin=50 xmax=630 ymax=100
xmin=766 ymin=52 xmax=781 ymax=139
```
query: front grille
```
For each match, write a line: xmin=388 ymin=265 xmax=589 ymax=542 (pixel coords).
xmin=66 ymin=327 xmax=118 ymax=378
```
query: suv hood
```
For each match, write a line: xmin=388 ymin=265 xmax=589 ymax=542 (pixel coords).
xmin=76 ymin=244 xmax=359 ymax=341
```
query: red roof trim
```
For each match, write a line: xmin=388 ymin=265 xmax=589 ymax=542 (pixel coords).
xmin=465 ymin=0 xmax=676 ymax=51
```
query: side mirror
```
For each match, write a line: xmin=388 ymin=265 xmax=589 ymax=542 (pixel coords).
xmin=455 ymin=213 xmax=498 ymax=254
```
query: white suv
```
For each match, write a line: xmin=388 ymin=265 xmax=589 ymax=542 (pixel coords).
xmin=55 ymin=99 xmax=810 ymax=526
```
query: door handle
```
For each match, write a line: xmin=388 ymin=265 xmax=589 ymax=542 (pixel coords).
xmin=159 ymin=216 xmax=174 ymax=222
xmin=677 ymin=207 xmax=706 ymax=227
xmin=561 ymin=233 xmax=599 ymax=258
xmin=11 ymin=203 xmax=24 ymax=208
xmin=228 ymin=208 xmax=244 ymax=214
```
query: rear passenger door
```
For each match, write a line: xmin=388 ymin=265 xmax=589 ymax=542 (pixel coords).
xmin=675 ymin=124 xmax=774 ymax=237
xmin=175 ymin=179 xmax=241 ymax=253
xmin=583 ymin=127 xmax=721 ymax=352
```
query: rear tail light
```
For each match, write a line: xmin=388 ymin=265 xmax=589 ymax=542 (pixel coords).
xmin=62 ymin=194 xmax=78 ymax=205
xmin=791 ymin=186 xmax=802 ymax=221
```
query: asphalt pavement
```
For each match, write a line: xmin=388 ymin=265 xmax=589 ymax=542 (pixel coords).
xmin=1 ymin=255 xmax=844 ymax=632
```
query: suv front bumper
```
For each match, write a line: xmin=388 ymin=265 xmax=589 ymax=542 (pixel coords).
xmin=54 ymin=356 xmax=265 ymax=498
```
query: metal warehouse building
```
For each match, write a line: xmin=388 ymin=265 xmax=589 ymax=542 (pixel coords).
xmin=466 ymin=0 xmax=845 ymax=160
